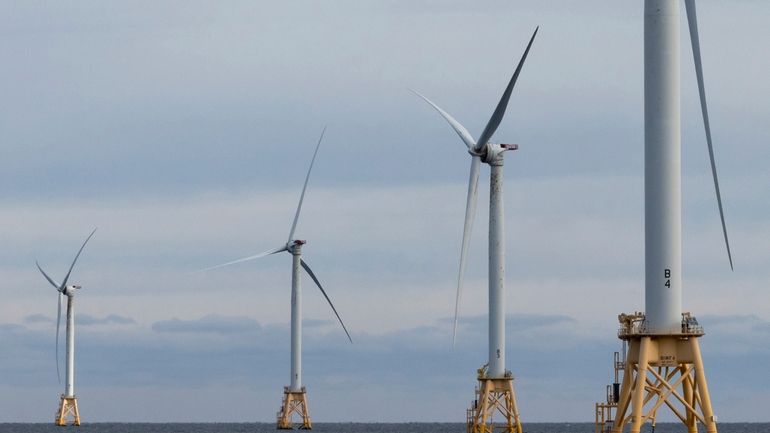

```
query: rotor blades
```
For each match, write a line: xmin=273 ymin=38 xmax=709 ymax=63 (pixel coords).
xmin=36 ymin=262 xmax=61 ymax=290
xmin=200 ymin=245 xmax=287 ymax=272
xmin=475 ymin=26 xmax=538 ymax=152
xmin=685 ymin=0 xmax=733 ymax=270
xmin=60 ymin=228 xmax=97 ymax=289
xmin=288 ymin=126 xmax=326 ymax=243
xmin=411 ymin=89 xmax=477 ymax=151
xmin=453 ymin=155 xmax=481 ymax=345
xmin=56 ymin=292 xmax=62 ymax=384
xmin=300 ymin=258 xmax=353 ymax=344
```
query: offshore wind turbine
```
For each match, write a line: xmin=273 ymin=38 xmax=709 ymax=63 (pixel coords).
xmin=602 ymin=2 xmax=733 ymax=433
xmin=36 ymin=228 xmax=97 ymax=427
xmin=413 ymin=28 xmax=537 ymax=433
xmin=203 ymin=127 xmax=352 ymax=430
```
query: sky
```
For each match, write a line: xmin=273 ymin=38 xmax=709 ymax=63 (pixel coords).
xmin=1 ymin=0 xmax=769 ymax=423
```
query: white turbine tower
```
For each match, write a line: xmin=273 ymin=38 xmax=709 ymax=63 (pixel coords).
xmin=414 ymin=28 xmax=537 ymax=433
xmin=203 ymin=127 xmax=352 ymax=430
xmin=36 ymin=228 xmax=97 ymax=427
xmin=606 ymin=2 xmax=732 ymax=433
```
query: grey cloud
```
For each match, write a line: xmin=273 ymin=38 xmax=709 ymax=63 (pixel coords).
xmin=22 ymin=313 xmax=135 ymax=326
xmin=304 ymin=319 xmax=334 ymax=328
xmin=77 ymin=314 xmax=136 ymax=326
xmin=699 ymin=314 xmax=770 ymax=337
xmin=0 ymin=323 xmax=25 ymax=332
xmin=447 ymin=313 xmax=577 ymax=331
xmin=700 ymin=314 xmax=763 ymax=326
xmin=152 ymin=314 xmax=260 ymax=334
xmin=1 ymin=312 xmax=769 ymax=421
xmin=23 ymin=314 xmax=53 ymax=324
xmin=0 ymin=1 xmax=764 ymax=201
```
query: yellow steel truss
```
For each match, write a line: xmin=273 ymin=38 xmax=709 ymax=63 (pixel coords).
xmin=277 ymin=386 xmax=312 ymax=430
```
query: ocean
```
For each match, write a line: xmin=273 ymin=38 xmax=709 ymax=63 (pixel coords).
xmin=0 ymin=424 xmax=767 ymax=433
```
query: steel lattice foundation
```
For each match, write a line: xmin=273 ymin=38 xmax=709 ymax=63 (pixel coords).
xmin=466 ymin=369 xmax=522 ymax=433
xmin=55 ymin=395 xmax=80 ymax=426
xmin=612 ymin=314 xmax=717 ymax=433
xmin=277 ymin=386 xmax=312 ymax=430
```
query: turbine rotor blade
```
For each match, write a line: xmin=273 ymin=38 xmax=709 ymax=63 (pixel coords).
xmin=300 ymin=258 xmax=353 ymax=344
xmin=200 ymin=245 xmax=287 ymax=272
xmin=474 ymin=26 xmax=539 ymax=152
xmin=685 ymin=0 xmax=733 ymax=270
xmin=60 ymin=228 xmax=97 ymax=289
xmin=410 ymin=89 xmax=477 ymax=150
xmin=288 ymin=126 xmax=326 ymax=243
xmin=453 ymin=155 xmax=481 ymax=345
xmin=36 ymin=262 xmax=61 ymax=290
xmin=56 ymin=292 xmax=62 ymax=384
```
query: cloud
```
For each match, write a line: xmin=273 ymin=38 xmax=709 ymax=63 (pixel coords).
xmin=77 ymin=314 xmax=136 ymax=326
xmin=1 ymin=312 xmax=769 ymax=422
xmin=450 ymin=313 xmax=577 ymax=330
xmin=23 ymin=313 xmax=135 ymax=326
xmin=304 ymin=319 xmax=334 ymax=328
xmin=699 ymin=314 xmax=763 ymax=326
xmin=152 ymin=314 xmax=260 ymax=334
xmin=23 ymin=314 xmax=53 ymax=324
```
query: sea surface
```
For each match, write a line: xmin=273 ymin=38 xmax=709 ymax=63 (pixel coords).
xmin=0 ymin=424 xmax=767 ymax=433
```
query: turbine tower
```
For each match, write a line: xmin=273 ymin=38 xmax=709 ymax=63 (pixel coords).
xmin=203 ymin=127 xmax=352 ymax=430
xmin=36 ymin=228 xmax=97 ymax=427
xmin=607 ymin=2 xmax=732 ymax=432
xmin=414 ymin=28 xmax=537 ymax=433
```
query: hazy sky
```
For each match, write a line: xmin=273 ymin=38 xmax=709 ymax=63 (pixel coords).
xmin=1 ymin=0 xmax=768 ymax=423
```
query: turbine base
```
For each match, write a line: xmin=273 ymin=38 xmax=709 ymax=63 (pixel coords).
xmin=466 ymin=369 xmax=522 ymax=433
xmin=55 ymin=395 xmax=81 ymax=426
xmin=608 ymin=313 xmax=717 ymax=433
xmin=276 ymin=386 xmax=312 ymax=430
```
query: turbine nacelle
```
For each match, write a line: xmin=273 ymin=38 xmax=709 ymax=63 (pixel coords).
xmin=476 ymin=143 xmax=519 ymax=165
xmin=61 ymin=285 xmax=81 ymax=296
xmin=288 ymin=239 xmax=307 ymax=254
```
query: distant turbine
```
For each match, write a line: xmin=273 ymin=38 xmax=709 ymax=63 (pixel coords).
xmin=414 ymin=27 xmax=537 ymax=433
xmin=36 ymin=228 xmax=96 ymax=426
xmin=203 ymin=127 xmax=351 ymax=430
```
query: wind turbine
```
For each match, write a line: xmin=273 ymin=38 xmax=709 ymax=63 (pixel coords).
xmin=36 ymin=228 xmax=97 ymax=427
xmin=604 ymin=2 xmax=732 ymax=433
xmin=413 ymin=28 xmax=537 ymax=433
xmin=203 ymin=127 xmax=352 ymax=430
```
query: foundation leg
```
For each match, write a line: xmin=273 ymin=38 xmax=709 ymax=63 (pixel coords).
xmin=612 ymin=344 xmax=635 ymax=433
xmin=630 ymin=337 xmax=651 ymax=433
xmin=477 ymin=380 xmax=491 ymax=433
xmin=300 ymin=392 xmax=312 ymax=430
xmin=509 ymin=383 xmax=522 ymax=433
xmin=72 ymin=398 xmax=80 ymax=426
xmin=691 ymin=338 xmax=717 ymax=433
xmin=683 ymin=369 xmax=698 ymax=433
